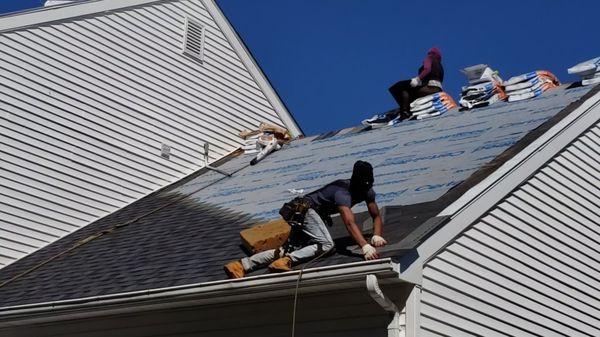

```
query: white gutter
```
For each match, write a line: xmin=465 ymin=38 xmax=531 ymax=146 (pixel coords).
xmin=367 ymin=274 xmax=405 ymax=337
xmin=0 ymin=259 xmax=400 ymax=327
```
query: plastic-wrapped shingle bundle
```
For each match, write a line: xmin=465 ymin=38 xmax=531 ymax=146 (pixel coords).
xmin=504 ymin=70 xmax=560 ymax=102
xmin=459 ymin=64 xmax=507 ymax=109
xmin=568 ymin=57 xmax=600 ymax=86
xmin=409 ymin=92 xmax=457 ymax=120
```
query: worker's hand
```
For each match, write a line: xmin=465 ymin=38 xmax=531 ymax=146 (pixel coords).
xmin=410 ymin=76 xmax=422 ymax=87
xmin=362 ymin=244 xmax=379 ymax=260
xmin=370 ymin=235 xmax=387 ymax=247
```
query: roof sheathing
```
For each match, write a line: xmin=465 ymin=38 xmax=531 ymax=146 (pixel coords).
xmin=0 ymin=84 xmax=594 ymax=307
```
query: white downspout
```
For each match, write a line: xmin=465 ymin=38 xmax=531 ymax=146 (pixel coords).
xmin=366 ymin=274 xmax=405 ymax=337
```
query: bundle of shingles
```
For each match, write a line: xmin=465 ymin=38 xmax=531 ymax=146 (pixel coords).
xmin=503 ymin=70 xmax=560 ymax=102
xmin=408 ymin=92 xmax=457 ymax=120
xmin=458 ymin=64 xmax=507 ymax=109
xmin=239 ymin=122 xmax=291 ymax=165
xmin=568 ymin=57 xmax=600 ymax=86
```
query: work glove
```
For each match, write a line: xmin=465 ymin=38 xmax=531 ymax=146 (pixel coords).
xmin=370 ymin=235 xmax=387 ymax=247
xmin=362 ymin=244 xmax=379 ymax=260
xmin=410 ymin=76 xmax=422 ymax=87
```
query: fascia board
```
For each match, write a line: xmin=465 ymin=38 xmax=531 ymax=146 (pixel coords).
xmin=201 ymin=0 xmax=304 ymax=137
xmin=0 ymin=259 xmax=400 ymax=327
xmin=401 ymin=89 xmax=600 ymax=280
xmin=0 ymin=0 xmax=162 ymax=33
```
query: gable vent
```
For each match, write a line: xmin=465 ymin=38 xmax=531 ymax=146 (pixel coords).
xmin=182 ymin=17 xmax=205 ymax=62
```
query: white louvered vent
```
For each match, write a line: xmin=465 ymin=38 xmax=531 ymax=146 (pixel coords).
xmin=182 ymin=17 xmax=205 ymax=62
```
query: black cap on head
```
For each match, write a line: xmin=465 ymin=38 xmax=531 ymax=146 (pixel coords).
xmin=350 ymin=160 xmax=374 ymax=192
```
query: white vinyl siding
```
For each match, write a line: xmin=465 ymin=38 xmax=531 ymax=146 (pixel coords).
xmin=0 ymin=0 xmax=289 ymax=268
xmin=421 ymin=121 xmax=600 ymax=337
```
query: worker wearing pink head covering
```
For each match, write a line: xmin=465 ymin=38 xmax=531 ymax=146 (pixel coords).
xmin=392 ymin=47 xmax=444 ymax=117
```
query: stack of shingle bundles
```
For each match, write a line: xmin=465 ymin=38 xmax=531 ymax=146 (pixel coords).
xmin=568 ymin=57 xmax=600 ymax=86
xmin=504 ymin=70 xmax=560 ymax=102
xmin=458 ymin=64 xmax=506 ymax=109
xmin=241 ymin=134 xmax=260 ymax=154
xmin=409 ymin=92 xmax=457 ymax=120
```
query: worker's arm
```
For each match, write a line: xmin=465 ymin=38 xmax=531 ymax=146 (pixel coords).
xmin=411 ymin=54 xmax=432 ymax=87
xmin=367 ymin=201 xmax=383 ymax=237
xmin=418 ymin=54 xmax=433 ymax=80
xmin=339 ymin=205 xmax=379 ymax=260
xmin=339 ymin=205 xmax=368 ymax=247
xmin=367 ymin=201 xmax=387 ymax=247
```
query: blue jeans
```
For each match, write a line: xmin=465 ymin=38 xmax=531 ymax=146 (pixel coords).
xmin=241 ymin=209 xmax=335 ymax=272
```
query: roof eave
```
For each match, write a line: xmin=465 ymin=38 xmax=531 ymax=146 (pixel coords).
xmin=0 ymin=258 xmax=403 ymax=328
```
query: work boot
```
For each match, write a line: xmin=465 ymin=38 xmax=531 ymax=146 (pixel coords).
xmin=224 ymin=260 xmax=245 ymax=279
xmin=268 ymin=256 xmax=293 ymax=272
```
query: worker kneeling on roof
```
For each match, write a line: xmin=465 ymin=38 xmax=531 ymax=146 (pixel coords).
xmin=224 ymin=160 xmax=387 ymax=279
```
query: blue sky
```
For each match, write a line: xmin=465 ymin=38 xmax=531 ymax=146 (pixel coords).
xmin=1 ymin=1 xmax=598 ymax=135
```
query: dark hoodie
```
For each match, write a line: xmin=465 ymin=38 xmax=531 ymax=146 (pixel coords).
xmin=417 ymin=47 xmax=444 ymax=83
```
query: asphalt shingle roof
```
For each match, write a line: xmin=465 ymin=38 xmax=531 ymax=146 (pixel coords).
xmin=0 ymin=84 xmax=595 ymax=307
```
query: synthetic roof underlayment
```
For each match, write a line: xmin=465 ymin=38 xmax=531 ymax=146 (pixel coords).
xmin=0 ymin=84 xmax=594 ymax=307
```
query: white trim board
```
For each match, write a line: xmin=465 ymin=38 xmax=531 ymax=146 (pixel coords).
xmin=401 ymin=89 xmax=600 ymax=283
xmin=201 ymin=0 xmax=302 ymax=137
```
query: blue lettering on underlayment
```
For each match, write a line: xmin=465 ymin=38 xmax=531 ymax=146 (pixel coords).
xmin=247 ymin=162 xmax=312 ymax=176
xmin=319 ymin=144 xmax=397 ymax=162
xmin=376 ymin=178 xmax=411 ymax=187
xmin=404 ymin=127 xmax=492 ymax=146
xmin=472 ymin=138 xmax=519 ymax=153
xmin=311 ymin=141 xmax=353 ymax=151
xmin=209 ymin=183 xmax=280 ymax=198
xmin=475 ymin=155 xmax=498 ymax=162
xmin=379 ymin=150 xmax=465 ymax=167
xmin=217 ymin=198 xmax=245 ymax=206
xmin=495 ymin=131 xmax=522 ymax=139
xmin=453 ymin=166 xmax=479 ymax=174
xmin=499 ymin=116 xmax=550 ymax=129
xmin=376 ymin=189 xmax=410 ymax=202
xmin=272 ymin=153 xmax=315 ymax=164
xmin=251 ymin=208 xmax=280 ymax=220
xmin=285 ymin=171 xmax=323 ymax=183
xmin=286 ymin=170 xmax=350 ymax=184
xmin=376 ymin=167 xmax=430 ymax=176
xmin=415 ymin=180 xmax=462 ymax=192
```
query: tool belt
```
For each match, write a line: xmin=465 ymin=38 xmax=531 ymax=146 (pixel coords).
xmin=279 ymin=197 xmax=311 ymax=224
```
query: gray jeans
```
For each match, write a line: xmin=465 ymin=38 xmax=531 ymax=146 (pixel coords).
xmin=241 ymin=209 xmax=334 ymax=272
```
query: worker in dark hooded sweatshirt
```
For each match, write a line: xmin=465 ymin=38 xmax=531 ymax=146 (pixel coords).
xmin=224 ymin=161 xmax=387 ymax=279
xmin=363 ymin=47 xmax=444 ymax=127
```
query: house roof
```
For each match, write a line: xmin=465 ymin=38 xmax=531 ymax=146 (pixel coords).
xmin=0 ymin=84 xmax=595 ymax=308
